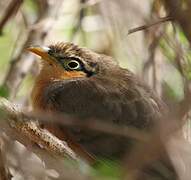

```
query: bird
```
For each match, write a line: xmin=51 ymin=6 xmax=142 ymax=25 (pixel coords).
xmin=28 ymin=42 xmax=177 ymax=179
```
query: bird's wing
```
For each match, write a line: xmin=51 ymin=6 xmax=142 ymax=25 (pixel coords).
xmin=41 ymin=72 xmax=163 ymax=157
xmin=43 ymin=74 xmax=162 ymax=129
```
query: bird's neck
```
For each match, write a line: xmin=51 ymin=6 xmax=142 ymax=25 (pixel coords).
xmin=31 ymin=63 xmax=65 ymax=110
xmin=31 ymin=68 xmax=56 ymax=111
xmin=31 ymin=64 xmax=86 ymax=111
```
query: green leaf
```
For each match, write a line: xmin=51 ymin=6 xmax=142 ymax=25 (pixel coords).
xmin=0 ymin=85 xmax=9 ymax=98
xmin=92 ymin=159 xmax=122 ymax=180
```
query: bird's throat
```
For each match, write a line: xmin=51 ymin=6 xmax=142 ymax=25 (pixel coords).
xmin=31 ymin=64 xmax=86 ymax=111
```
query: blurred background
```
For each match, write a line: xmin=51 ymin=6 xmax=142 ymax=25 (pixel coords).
xmin=0 ymin=0 xmax=191 ymax=179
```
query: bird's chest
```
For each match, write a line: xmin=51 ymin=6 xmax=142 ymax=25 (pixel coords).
xmin=31 ymin=77 xmax=58 ymax=112
xmin=32 ymin=79 xmax=136 ymax=123
xmin=31 ymin=81 xmax=47 ymax=111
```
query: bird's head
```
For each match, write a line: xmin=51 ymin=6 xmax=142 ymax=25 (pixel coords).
xmin=27 ymin=42 xmax=117 ymax=81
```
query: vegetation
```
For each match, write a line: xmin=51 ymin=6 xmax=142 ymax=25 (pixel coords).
xmin=0 ymin=0 xmax=191 ymax=179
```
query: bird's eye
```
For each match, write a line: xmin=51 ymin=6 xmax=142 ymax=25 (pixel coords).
xmin=66 ymin=60 xmax=81 ymax=70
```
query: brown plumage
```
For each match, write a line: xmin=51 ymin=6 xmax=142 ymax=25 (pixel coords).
xmin=28 ymin=42 xmax=176 ymax=179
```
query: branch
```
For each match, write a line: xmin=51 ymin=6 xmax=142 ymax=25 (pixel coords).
xmin=26 ymin=112 xmax=149 ymax=143
xmin=0 ymin=97 xmax=187 ymax=179
xmin=0 ymin=98 xmax=78 ymax=163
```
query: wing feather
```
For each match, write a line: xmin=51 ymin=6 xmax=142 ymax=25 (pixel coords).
xmin=42 ymin=70 xmax=163 ymax=158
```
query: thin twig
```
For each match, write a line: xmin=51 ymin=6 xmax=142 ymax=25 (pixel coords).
xmin=143 ymin=27 xmax=164 ymax=95
xmin=0 ymin=0 xmax=23 ymax=34
xmin=127 ymin=16 xmax=173 ymax=35
xmin=69 ymin=0 xmax=87 ymax=43
xmin=25 ymin=112 xmax=150 ymax=143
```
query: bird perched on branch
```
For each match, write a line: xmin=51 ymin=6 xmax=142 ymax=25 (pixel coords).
xmin=28 ymin=42 xmax=176 ymax=179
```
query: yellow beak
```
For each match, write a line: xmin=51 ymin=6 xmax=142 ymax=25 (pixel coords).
xmin=27 ymin=46 xmax=51 ymax=61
